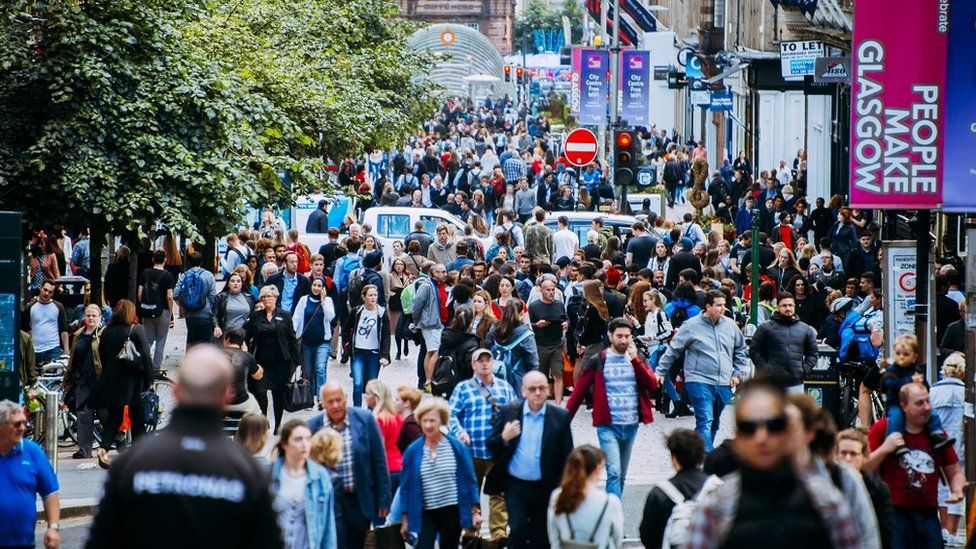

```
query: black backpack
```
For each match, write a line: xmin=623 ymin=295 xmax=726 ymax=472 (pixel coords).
xmin=139 ymin=272 xmax=165 ymax=318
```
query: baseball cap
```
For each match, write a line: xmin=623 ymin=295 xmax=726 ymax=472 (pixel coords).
xmin=472 ymin=348 xmax=493 ymax=362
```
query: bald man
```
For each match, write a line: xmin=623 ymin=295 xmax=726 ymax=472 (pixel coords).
xmin=86 ymin=345 xmax=281 ymax=549
xmin=309 ymin=382 xmax=391 ymax=549
xmin=486 ymin=370 xmax=574 ymax=548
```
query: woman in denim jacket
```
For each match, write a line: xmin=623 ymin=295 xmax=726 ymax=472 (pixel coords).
xmin=271 ymin=419 xmax=337 ymax=549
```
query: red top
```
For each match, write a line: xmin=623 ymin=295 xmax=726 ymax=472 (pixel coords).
xmin=778 ymin=225 xmax=794 ymax=251
xmin=868 ymin=418 xmax=958 ymax=510
xmin=566 ymin=351 xmax=659 ymax=426
xmin=435 ymin=280 xmax=449 ymax=324
xmin=375 ymin=412 xmax=404 ymax=473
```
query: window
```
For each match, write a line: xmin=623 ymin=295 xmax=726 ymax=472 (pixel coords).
xmin=377 ymin=214 xmax=411 ymax=240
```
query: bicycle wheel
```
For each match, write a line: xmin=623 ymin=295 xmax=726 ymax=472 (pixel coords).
xmin=153 ymin=374 xmax=177 ymax=429
xmin=839 ymin=380 xmax=855 ymax=428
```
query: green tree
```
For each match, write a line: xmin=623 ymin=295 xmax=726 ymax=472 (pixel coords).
xmin=515 ymin=0 xmax=583 ymax=53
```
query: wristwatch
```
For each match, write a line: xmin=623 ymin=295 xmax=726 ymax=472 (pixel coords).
xmin=49 ymin=523 xmax=60 ymax=531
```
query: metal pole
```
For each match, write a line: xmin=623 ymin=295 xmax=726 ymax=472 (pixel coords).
xmin=44 ymin=390 xmax=59 ymax=473
xmin=750 ymin=208 xmax=760 ymax=325
xmin=964 ymin=218 xmax=976 ymax=541
xmin=916 ymin=209 xmax=931 ymax=374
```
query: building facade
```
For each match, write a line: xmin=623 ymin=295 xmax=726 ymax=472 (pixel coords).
xmin=398 ymin=0 xmax=515 ymax=54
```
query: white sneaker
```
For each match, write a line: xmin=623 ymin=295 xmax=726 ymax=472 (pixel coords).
xmin=948 ymin=534 xmax=965 ymax=547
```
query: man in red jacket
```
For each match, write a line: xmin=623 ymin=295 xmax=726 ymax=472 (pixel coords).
xmin=566 ymin=317 xmax=659 ymax=498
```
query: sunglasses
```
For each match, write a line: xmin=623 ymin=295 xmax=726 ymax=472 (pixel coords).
xmin=736 ymin=416 xmax=788 ymax=436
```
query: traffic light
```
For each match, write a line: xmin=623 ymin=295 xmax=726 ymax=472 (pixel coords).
xmin=516 ymin=66 xmax=524 ymax=85
xmin=613 ymin=127 xmax=638 ymax=187
xmin=504 ymin=65 xmax=511 ymax=82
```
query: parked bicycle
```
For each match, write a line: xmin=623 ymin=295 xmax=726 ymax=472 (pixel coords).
xmin=836 ymin=360 xmax=885 ymax=429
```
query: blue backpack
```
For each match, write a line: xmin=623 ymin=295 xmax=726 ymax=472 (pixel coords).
xmin=492 ymin=330 xmax=534 ymax=386
xmin=336 ymin=255 xmax=362 ymax=292
xmin=179 ymin=269 xmax=208 ymax=312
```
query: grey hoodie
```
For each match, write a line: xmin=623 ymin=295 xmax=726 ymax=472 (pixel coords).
xmin=657 ymin=313 xmax=747 ymax=385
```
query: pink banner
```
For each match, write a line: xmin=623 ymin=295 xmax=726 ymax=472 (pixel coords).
xmin=849 ymin=0 xmax=948 ymax=209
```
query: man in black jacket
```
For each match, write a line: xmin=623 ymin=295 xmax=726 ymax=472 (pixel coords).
xmin=663 ymin=156 xmax=680 ymax=207
xmin=86 ymin=345 xmax=281 ymax=549
xmin=640 ymin=429 xmax=708 ymax=549
xmin=664 ymin=238 xmax=702 ymax=292
xmin=748 ymin=293 xmax=819 ymax=392
xmin=486 ymin=370 xmax=573 ymax=548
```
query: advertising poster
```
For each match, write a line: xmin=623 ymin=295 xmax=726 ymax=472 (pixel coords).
xmin=570 ymin=48 xmax=582 ymax=116
xmin=779 ymin=40 xmax=824 ymax=79
xmin=942 ymin=0 xmax=976 ymax=212
xmin=849 ymin=0 xmax=947 ymax=209
xmin=578 ymin=49 xmax=610 ymax=126
xmin=619 ymin=50 xmax=650 ymax=126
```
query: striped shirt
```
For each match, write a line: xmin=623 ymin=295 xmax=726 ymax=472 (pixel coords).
xmin=327 ymin=420 xmax=355 ymax=490
xmin=449 ymin=376 xmax=517 ymax=459
xmin=421 ymin=438 xmax=458 ymax=510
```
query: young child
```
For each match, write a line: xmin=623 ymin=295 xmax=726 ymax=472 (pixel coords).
xmin=882 ymin=334 xmax=953 ymax=455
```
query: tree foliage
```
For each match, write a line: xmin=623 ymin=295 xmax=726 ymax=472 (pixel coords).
xmin=0 ymin=0 xmax=437 ymax=242
xmin=515 ymin=0 xmax=583 ymax=53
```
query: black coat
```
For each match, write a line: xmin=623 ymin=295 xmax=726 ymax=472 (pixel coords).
xmin=485 ymin=399 xmax=574 ymax=495
xmin=243 ymin=307 xmax=301 ymax=367
xmin=639 ymin=469 xmax=708 ymax=549
xmin=665 ymin=251 xmax=702 ymax=291
xmin=265 ymin=272 xmax=312 ymax=314
xmin=103 ymin=260 xmax=131 ymax=309
xmin=749 ymin=313 xmax=818 ymax=387
xmin=90 ymin=323 xmax=153 ymax=409
xmin=862 ymin=471 xmax=895 ymax=549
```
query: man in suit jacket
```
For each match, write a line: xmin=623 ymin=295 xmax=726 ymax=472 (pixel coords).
xmin=486 ymin=371 xmax=574 ymax=548
xmin=309 ymin=382 xmax=391 ymax=549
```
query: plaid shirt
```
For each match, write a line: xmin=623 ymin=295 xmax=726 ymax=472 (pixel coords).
xmin=326 ymin=419 xmax=355 ymax=491
xmin=686 ymin=470 xmax=862 ymax=549
xmin=448 ymin=375 xmax=517 ymax=459
xmin=502 ymin=156 xmax=527 ymax=184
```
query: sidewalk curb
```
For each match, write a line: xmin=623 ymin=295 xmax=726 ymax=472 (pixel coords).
xmin=38 ymin=498 xmax=98 ymax=521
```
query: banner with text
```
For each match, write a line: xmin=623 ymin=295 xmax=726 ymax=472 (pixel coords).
xmin=576 ymin=49 xmax=610 ymax=126
xmin=619 ymin=50 xmax=650 ymax=126
xmin=942 ymin=0 xmax=976 ymax=212
xmin=849 ymin=0 xmax=947 ymax=209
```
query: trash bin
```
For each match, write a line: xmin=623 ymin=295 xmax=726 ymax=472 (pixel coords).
xmin=804 ymin=344 xmax=841 ymax=426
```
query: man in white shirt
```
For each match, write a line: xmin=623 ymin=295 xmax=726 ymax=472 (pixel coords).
xmin=552 ymin=215 xmax=578 ymax=263
xmin=22 ymin=280 xmax=69 ymax=363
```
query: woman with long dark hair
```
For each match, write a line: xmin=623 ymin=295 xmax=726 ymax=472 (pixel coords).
xmin=388 ymin=257 xmax=412 ymax=360
xmin=547 ymin=445 xmax=623 ymax=548
xmin=571 ymin=280 xmax=609 ymax=383
xmin=626 ymin=281 xmax=651 ymax=327
xmin=342 ymin=284 xmax=391 ymax=407
xmin=436 ymin=307 xmax=481 ymax=395
xmin=162 ymin=234 xmax=183 ymax=279
xmin=212 ymin=271 xmax=255 ymax=339
xmin=648 ymin=241 xmax=671 ymax=281
xmin=785 ymin=275 xmax=823 ymax=328
xmin=245 ymin=285 xmax=302 ymax=433
xmin=485 ymin=299 xmax=538 ymax=393
xmin=489 ymin=276 xmax=526 ymax=319
xmin=91 ymin=299 xmax=153 ymax=469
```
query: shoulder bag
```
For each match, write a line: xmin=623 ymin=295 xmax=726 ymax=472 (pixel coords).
xmin=116 ymin=326 xmax=144 ymax=374
xmin=284 ymin=367 xmax=314 ymax=412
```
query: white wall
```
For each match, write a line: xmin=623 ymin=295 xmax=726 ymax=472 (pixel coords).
xmin=756 ymin=90 xmax=831 ymax=202
xmin=639 ymin=31 xmax=678 ymax=133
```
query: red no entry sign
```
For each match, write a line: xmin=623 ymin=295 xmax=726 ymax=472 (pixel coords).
xmin=563 ymin=128 xmax=599 ymax=167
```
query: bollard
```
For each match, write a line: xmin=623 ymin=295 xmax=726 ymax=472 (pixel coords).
xmin=44 ymin=390 xmax=59 ymax=474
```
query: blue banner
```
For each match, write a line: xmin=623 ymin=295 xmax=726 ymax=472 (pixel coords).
xmin=709 ymin=89 xmax=733 ymax=112
xmin=942 ymin=0 xmax=976 ymax=211
xmin=578 ymin=49 xmax=610 ymax=126
xmin=621 ymin=0 xmax=658 ymax=32
xmin=620 ymin=50 xmax=651 ymax=125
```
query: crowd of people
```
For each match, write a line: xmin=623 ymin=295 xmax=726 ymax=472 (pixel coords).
xmin=7 ymin=94 xmax=972 ymax=548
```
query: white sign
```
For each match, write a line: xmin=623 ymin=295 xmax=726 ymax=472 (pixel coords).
xmin=691 ymin=90 xmax=711 ymax=106
xmin=883 ymin=242 xmax=917 ymax=358
xmin=779 ymin=40 xmax=825 ymax=79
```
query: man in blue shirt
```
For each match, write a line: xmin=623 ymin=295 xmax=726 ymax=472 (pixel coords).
xmin=266 ymin=251 xmax=311 ymax=314
xmin=0 ymin=400 xmax=60 ymax=548
xmin=485 ymin=371 xmax=573 ymax=548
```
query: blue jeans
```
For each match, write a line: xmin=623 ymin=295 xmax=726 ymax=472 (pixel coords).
xmin=351 ymin=349 xmax=381 ymax=407
xmin=301 ymin=341 xmax=331 ymax=398
xmin=596 ymin=423 xmax=638 ymax=498
xmin=886 ymin=406 xmax=944 ymax=437
xmin=892 ymin=508 xmax=942 ymax=549
xmin=685 ymin=382 xmax=734 ymax=451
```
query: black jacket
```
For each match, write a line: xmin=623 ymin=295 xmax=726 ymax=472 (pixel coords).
xmin=212 ymin=291 xmax=256 ymax=332
xmin=404 ymin=231 xmax=434 ymax=257
xmin=639 ymin=468 xmax=708 ymax=549
xmin=485 ymin=399 xmax=574 ymax=495
xmin=437 ymin=328 xmax=480 ymax=383
xmin=90 ymin=323 xmax=153 ymax=409
xmin=305 ymin=207 xmax=330 ymax=234
xmin=243 ymin=307 xmax=301 ymax=367
xmin=342 ymin=305 xmax=392 ymax=363
xmin=265 ymin=271 xmax=312 ymax=314
xmin=84 ymin=407 xmax=281 ymax=549
xmin=862 ymin=471 xmax=895 ymax=549
xmin=665 ymin=251 xmax=702 ymax=291
xmin=749 ymin=312 xmax=819 ymax=387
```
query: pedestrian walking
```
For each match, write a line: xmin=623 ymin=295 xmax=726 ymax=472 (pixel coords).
xmin=212 ymin=270 xmax=256 ymax=339
xmin=266 ymin=251 xmax=312 ymax=315
xmin=365 ymin=380 xmax=404 ymax=493
xmin=448 ymin=348 xmax=517 ymax=544
xmin=399 ymin=397 xmax=482 ymax=549
xmin=173 ymin=251 xmax=217 ymax=347
xmin=271 ymin=419 xmax=338 ymax=549
xmin=342 ymin=284 xmax=391 ymax=407
xmin=21 ymin=279 xmax=70 ymax=364
xmin=835 ymin=429 xmax=895 ymax=549
xmin=528 ymin=278 xmax=569 ymax=404
xmin=748 ymin=292 xmax=819 ymax=392
xmin=63 ymin=304 xmax=104 ymax=459
xmin=566 ymin=317 xmax=659 ymax=498
xmin=85 ymin=345 xmax=281 ymax=548
xmin=244 ymin=285 xmax=302 ymax=432
xmin=412 ymin=262 xmax=449 ymax=390
xmin=0 ymin=400 xmax=61 ymax=549
xmin=657 ymin=291 xmax=747 ymax=451
xmin=638 ymin=429 xmax=708 ymax=549
xmin=930 ymin=353 xmax=966 ymax=545
xmin=138 ymin=249 xmax=176 ymax=369
xmin=292 ymin=277 xmax=336 ymax=398
xmin=308 ymin=382 xmax=391 ymax=549
xmin=546 ymin=445 xmax=624 ymax=549
xmin=220 ymin=329 xmax=264 ymax=414
xmin=486 ymin=299 xmax=538 ymax=393
xmin=486 ymin=370 xmax=574 ymax=548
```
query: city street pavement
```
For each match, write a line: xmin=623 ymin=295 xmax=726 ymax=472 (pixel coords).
xmin=39 ymin=305 xmax=734 ymax=547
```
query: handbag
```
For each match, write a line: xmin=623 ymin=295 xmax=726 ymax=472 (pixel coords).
xmin=141 ymin=389 xmax=160 ymax=427
xmin=364 ymin=523 xmax=406 ymax=549
xmin=116 ymin=326 xmax=143 ymax=373
xmin=284 ymin=368 xmax=314 ymax=412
